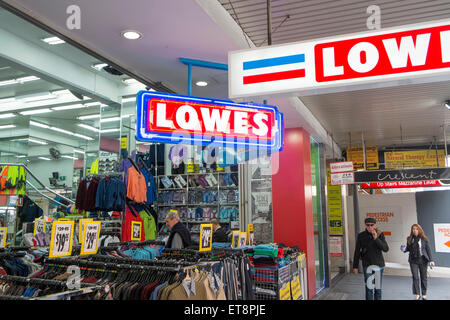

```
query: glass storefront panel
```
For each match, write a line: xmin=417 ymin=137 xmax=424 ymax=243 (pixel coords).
xmin=311 ymin=138 xmax=325 ymax=292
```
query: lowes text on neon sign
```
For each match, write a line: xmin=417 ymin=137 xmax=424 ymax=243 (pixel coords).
xmin=136 ymin=91 xmax=283 ymax=150
xmin=229 ymin=19 xmax=450 ymax=98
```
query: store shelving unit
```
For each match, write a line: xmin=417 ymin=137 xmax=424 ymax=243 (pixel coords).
xmin=155 ymin=171 xmax=239 ymax=232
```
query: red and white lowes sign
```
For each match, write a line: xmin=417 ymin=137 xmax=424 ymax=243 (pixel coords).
xmin=229 ymin=20 xmax=450 ymax=98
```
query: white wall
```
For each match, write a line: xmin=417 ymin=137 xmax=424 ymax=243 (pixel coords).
xmin=28 ymin=158 xmax=74 ymax=188
xmin=358 ymin=193 xmax=418 ymax=265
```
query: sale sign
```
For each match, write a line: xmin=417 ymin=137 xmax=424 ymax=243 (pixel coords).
xmin=80 ymin=221 xmax=101 ymax=255
xmin=199 ymin=224 xmax=213 ymax=252
xmin=433 ymin=223 xmax=450 ymax=253
xmin=49 ymin=221 xmax=74 ymax=258
xmin=229 ymin=20 xmax=450 ymax=98
xmin=248 ymin=224 xmax=255 ymax=246
xmin=78 ymin=218 xmax=93 ymax=240
xmin=33 ymin=218 xmax=46 ymax=236
xmin=136 ymin=91 xmax=283 ymax=151
xmin=0 ymin=227 xmax=7 ymax=248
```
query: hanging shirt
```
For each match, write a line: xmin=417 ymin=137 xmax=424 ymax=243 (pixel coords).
xmin=140 ymin=167 xmax=157 ymax=205
xmin=138 ymin=210 xmax=157 ymax=240
xmin=120 ymin=158 xmax=133 ymax=188
xmin=127 ymin=166 xmax=147 ymax=203
xmin=122 ymin=206 xmax=145 ymax=242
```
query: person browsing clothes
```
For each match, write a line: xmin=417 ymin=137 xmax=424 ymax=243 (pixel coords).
xmin=211 ymin=218 xmax=229 ymax=243
xmin=353 ymin=217 xmax=389 ymax=300
xmin=402 ymin=224 xmax=435 ymax=300
xmin=165 ymin=211 xmax=192 ymax=249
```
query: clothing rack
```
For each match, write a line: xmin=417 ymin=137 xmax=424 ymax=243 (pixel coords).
xmin=0 ymin=252 xmax=26 ymax=259
xmin=86 ymin=254 xmax=196 ymax=267
xmin=106 ymin=240 xmax=165 ymax=247
xmin=0 ymin=246 xmax=31 ymax=253
xmin=0 ymin=274 xmax=95 ymax=288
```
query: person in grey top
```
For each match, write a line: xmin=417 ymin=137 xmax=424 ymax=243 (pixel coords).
xmin=165 ymin=211 xmax=192 ymax=249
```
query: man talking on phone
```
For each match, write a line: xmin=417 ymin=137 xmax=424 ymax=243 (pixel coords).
xmin=353 ymin=217 xmax=389 ymax=300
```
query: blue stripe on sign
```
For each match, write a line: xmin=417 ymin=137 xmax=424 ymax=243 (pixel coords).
xmin=243 ymin=54 xmax=305 ymax=70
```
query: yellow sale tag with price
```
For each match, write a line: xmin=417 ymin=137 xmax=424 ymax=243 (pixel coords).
xmin=279 ymin=282 xmax=292 ymax=300
xmin=290 ymin=275 xmax=302 ymax=300
xmin=49 ymin=221 xmax=74 ymax=258
xmin=80 ymin=221 xmax=101 ymax=255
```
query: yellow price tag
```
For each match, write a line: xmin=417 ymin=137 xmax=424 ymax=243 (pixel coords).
xmin=0 ymin=227 xmax=7 ymax=248
xmin=279 ymin=282 xmax=292 ymax=300
xmin=78 ymin=219 xmax=94 ymax=240
xmin=131 ymin=221 xmax=142 ymax=241
xmin=248 ymin=224 xmax=254 ymax=246
xmin=231 ymin=231 xmax=240 ymax=248
xmin=187 ymin=162 xmax=195 ymax=173
xmin=80 ymin=221 xmax=101 ymax=256
xmin=290 ymin=275 xmax=302 ymax=300
xmin=34 ymin=218 xmax=46 ymax=236
xmin=49 ymin=221 xmax=74 ymax=258
xmin=199 ymin=224 xmax=213 ymax=252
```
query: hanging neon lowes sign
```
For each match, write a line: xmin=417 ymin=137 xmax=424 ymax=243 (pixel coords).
xmin=136 ymin=91 xmax=283 ymax=151
xmin=229 ymin=19 xmax=450 ymax=98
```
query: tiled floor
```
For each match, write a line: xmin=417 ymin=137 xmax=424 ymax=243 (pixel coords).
xmin=315 ymin=272 xmax=450 ymax=300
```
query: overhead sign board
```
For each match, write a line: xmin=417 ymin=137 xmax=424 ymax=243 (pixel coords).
xmin=354 ymin=167 xmax=450 ymax=183
xmin=361 ymin=180 xmax=443 ymax=189
xmin=330 ymin=161 xmax=354 ymax=173
xmin=331 ymin=172 xmax=355 ymax=185
xmin=347 ymin=146 xmax=379 ymax=170
xmin=229 ymin=20 xmax=450 ymax=98
xmin=136 ymin=91 xmax=283 ymax=151
xmin=384 ymin=150 xmax=446 ymax=169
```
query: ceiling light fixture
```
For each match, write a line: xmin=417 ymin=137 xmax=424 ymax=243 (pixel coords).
xmin=78 ymin=114 xmax=101 ymax=120
xmin=121 ymin=30 xmax=142 ymax=40
xmin=78 ymin=123 xmax=99 ymax=132
xmin=91 ymin=63 xmax=108 ymax=71
xmin=74 ymin=133 xmax=94 ymax=141
xmin=41 ymin=37 xmax=65 ymax=45
xmin=195 ymin=81 xmax=208 ymax=87
xmin=101 ymin=128 xmax=120 ymax=133
xmin=100 ymin=117 xmax=121 ymax=123
xmin=28 ymin=138 xmax=47 ymax=145
xmin=445 ymin=100 xmax=450 ymax=110
xmin=20 ymin=92 xmax=56 ymax=102
xmin=16 ymin=155 xmax=26 ymax=158
xmin=38 ymin=156 xmax=51 ymax=161
xmin=30 ymin=120 xmax=50 ymax=129
xmin=51 ymin=104 xmax=85 ymax=111
xmin=0 ymin=113 xmax=16 ymax=118
xmin=73 ymin=149 xmax=85 ymax=154
xmin=122 ymin=97 xmax=136 ymax=103
xmin=84 ymin=102 xmax=101 ymax=107
xmin=0 ymin=125 xmax=16 ymax=129
xmin=61 ymin=155 xmax=78 ymax=160
xmin=49 ymin=127 xmax=74 ymax=135
xmin=20 ymin=108 xmax=52 ymax=115
xmin=16 ymin=76 xmax=40 ymax=83
xmin=0 ymin=79 xmax=18 ymax=86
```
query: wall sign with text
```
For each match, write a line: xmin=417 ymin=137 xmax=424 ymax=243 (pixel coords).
xmin=49 ymin=221 xmax=74 ymax=258
xmin=229 ymin=20 xmax=450 ymax=98
xmin=354 ymin=167 xmax=450 ymax=183
xmin=199 ymin=224 xmax=213 ymax=252
xmin=136 ymin=91 xmax=283 ymax=151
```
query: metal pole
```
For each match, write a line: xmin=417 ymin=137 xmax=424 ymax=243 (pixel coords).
xmin=362 ymin=132 xmax=367 ymax=170
xmin=187 ymin=64 xmax=192 ymax=96
xmin=352 ymin=183 xmax=360 ymax=271
xmin=267 ymin=0 xmax=272 ymax=45
xmin=444 ymin=125 xmax=448 ymax=167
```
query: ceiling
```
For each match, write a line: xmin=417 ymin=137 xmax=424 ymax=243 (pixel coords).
xmin=2 ymin=0 xmax=450 ymax=151
xmin=219 ymin=0 xmax=450 ymax=46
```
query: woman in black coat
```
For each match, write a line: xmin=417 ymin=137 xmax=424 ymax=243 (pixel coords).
xmin=402 ymin=224 xmax=435 ymax=300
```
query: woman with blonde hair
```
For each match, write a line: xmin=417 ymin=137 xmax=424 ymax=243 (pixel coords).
xmin=402 ymin=224 xmax=435 ymax=300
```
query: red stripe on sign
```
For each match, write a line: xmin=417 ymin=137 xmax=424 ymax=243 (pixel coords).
xmin=243 ymin=69 xmax=305 ymax=84
xmin=384 ymin=232 xmax=392 ymax=236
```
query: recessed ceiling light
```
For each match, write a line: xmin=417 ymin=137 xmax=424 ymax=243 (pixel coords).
xmin=16 ymin=76 xmax=40 ymax=83
xmin=20 ymin=92 xmax=56 ymax=102
xmin=52 ymin=104 xmax=85 ymax=111
xmin=30 ymin=120 xmax=50 ymax=129
xmin=78 ymin=123 xmax=100 ymax=132
xmin=16 ymin=155 xmax=26 ymax=158
xmin=0 ymin=113 xmax=16 ymax=118
xmin=121 ymin=30 xmax=142 ymax=40
xmin=0 ymin=124 xmax=16 ymax=129
xmin=41 ymin=37 xmax=65 ymax=45
xmin=28 ymin=138 xmax=47 ymax=145
xmin=38 ymin=156 xmax=51 ymax=161
xmin=74 ymin=133 xmax=94 ymax=141
xmin=0 ymin=79 xmax=19 ymax=86
xmin=84 ymin=102 xmax=101 ymax=107
xmin=20 ymin=108 xmax=52 ymax=115
xmin=49 ymin=127 xmax=74 ymax=135
xmin=101 ymin=128 xmax=120 ymax=133
xmin=195 ymin=81 xmax=208 ymax=87
xmin=61 ymin=155 xmax=78 ymax=160
xmin=78 ymin=114 xmax=101 ymax=120
xmin=73 ymin=149 xmax=85 ymax=154
xmin=122 ymin=97 xmax=136 ymax=103
xmin=100 ymin=117 xmax=121 ymax=123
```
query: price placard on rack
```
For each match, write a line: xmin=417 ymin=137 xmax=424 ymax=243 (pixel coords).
xmin=80 ymin=221 xmax=101 ymax=255
xmin=0 ymin=227 xmax=7 ymax=248
xmin=131 ymin=221 xmax=142 ymax=241
xmin=290 ymin=275 xmax=302 ymax=300
xmin=199 ymin=224 xmax=213 ymax=252
xmin=247 ymin=224 xmax=254 ymax=246
xmin=33 ymin=218 xmax=46 ymax=235
xmin=239 ymin=232 xmax=247 ymax=247
xmin=231 ymin=231 xmax=240 ymax=248
xmin=49 ymin=221 xmax=74 ymax=258
xmin=279 ymin=282 xmax=292 ymax=300
xmin=78 ymin=218 xmax=94 ymax=240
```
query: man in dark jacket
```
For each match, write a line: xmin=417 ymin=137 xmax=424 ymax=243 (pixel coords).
xmin=165 ymin=211 xmax=192 ymax=249
xmin=211 ymin=219 xmax=229 ymax=243
xmin=353 ymin=217 xmax=389 ymax=300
